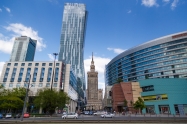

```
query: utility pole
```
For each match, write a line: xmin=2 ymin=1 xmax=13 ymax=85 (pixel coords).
xmin=51 ymin=53 xmax=58 ymax=90
xmin=21 ymin=74 xmax=31 ymax=121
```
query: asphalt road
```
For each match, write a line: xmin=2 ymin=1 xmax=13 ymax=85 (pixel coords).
xmin=0 ymin=114 xmax=187 ymax=123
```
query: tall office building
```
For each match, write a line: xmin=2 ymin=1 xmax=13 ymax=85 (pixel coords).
xmin=58 ymin=3 xmax=87 ymax=92
xmin=10 ymin=36 xmax=37 ymax=62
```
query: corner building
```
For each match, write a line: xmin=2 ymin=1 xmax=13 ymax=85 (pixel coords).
xmin=58 ymin=3 xmax=87 ymax=93
xmin=105 ymin=31 xmax=187 ymax=86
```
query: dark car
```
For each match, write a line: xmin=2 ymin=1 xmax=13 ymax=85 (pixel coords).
xmin=0 ymin=113 xmax=3 ymax=119
xmin=14 ymin=113 xmax=21 ymax=118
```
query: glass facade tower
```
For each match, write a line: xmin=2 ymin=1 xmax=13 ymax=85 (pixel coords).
xmin=10 ymin=36 xmax=37 ymax=62
xmin=58 ymin=3 xmax=87 ymax=91
xmin=105 ymin=31 xmax=187 ymax=86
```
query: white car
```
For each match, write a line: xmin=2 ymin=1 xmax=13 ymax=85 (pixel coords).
xmin=5 ymin=113 xmax=12 ymax=118
xmin=101 ymin=113 xmax=114 ymax=118
xmin=93 ymin=111 xmax=106 ymax=116
xmin=62 ymin=113 xmax=78 ymax=119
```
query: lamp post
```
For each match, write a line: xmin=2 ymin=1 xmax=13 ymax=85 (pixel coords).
xmin=51 ymin=53 xmax=58 ymax=90
xmin=21 ymin=74 xmax=31 ymax=121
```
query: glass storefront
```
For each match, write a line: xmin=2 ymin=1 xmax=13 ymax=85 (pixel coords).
xmin=146 ymin=105 xmax=155 ymax=114
xmin=159 ymin=105 xmax=170 ymax=114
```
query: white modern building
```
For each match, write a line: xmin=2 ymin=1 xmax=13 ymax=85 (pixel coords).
xmin=0 ymin=61 xmax=78 ymax=113
xmin=10 ymin=36 xmax=37 ymax=62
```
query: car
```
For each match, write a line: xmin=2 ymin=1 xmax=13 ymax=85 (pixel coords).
xmin=84 ymin=111 xmax=89 ymax=115
xmin=23 ymin=113 xmax=30 ymax=118
xmin=5 ymin=113 xmax=12 ymax=118
xmin=62 ymin=113 xmax=78 ymax=119
xmin=0 ymin=113 xmax=3 ymax=119
xmin=89 ymin=111 xmax=93 ymax=115
xmin=101 ymin=113 xmax=114 ymax=118
xmin=14 ymin=113 xmax=21 ymax=118
xmin=93 ymin=111 xmax=106 ymax=116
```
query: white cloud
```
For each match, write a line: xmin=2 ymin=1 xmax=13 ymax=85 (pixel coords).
xmin=0 ymin=33 xmax=14 ymax=54
xmin=127 ymin=10 xmax=132 ymax=13
xmin=141 ymin=0 xmax=159 ymax=7
xmin=171 ymin=0 xmax=179 ymax=10
xmin=4 ymin=6 xmax=11 ymax=13
xmin=0 ymin=8 xmax=2 ymax=12
xmin=47 ymin=54 xmax=58 ymax=61
xmin=84 ymin=55 xmax=111 ymax=90
xmin=0 ymin=62 xmax=5 ymax=77
xmin=107 ymin=48 xmax=126 ymax=54
xmin=1 ymin=23 xmax=46 ymax=53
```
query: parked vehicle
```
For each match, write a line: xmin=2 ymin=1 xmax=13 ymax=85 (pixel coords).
xmin=5 ymin=113 xmax=12 ymax=118
xmin=84 ymin=111 xmax=89 ymax=115
xmin=14 ymin=113 xmax=21 ymax=118
xmin=0 ymin=113 xmax=3 ymax=119
xmin=62 ymin=113 xmax=78 ymax=119
xmin=89 ymin=111 xmax=93 ymax=115
xmin=23 ymin=113 xmax=30 ymax=118
xmin=93 ymin=111 xmax=106 ymax=116
xmin=101 ymin=113 xmax=114 ymax=118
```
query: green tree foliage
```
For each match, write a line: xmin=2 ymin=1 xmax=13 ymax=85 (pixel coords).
xmin=133 ymin=97 xmax=146 ymax=114
xmin=116 ymin=78 xmax=123 ymax=84
xmin=34 ymin=88 xmax=70 ymax=115
xmin=0 ymin=86 xmax=26 ymax=112
xmin=124 ymin=99 xmax=128 ymax=107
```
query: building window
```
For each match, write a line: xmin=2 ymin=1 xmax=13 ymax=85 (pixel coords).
xmin=40 ymin=68 xmax=45 ymax=82
xmin=54 ymin=68 xmax=59 ymax=82
xmin=9 ymin=83 xmax=13 ymax=87
xmin=49 ymin=63 xmax=53 ymax=66
xmin=16 ymin=83 xmax=21 ymax=88
xmin=53 ymin=83 xmax=57 ymax=87
xmin=14 ymin=63 xmax=18 ymax=66
xmin=28 ymin=63 xmax=32 ymax=66
xmin=25 ymin=68 xmax=31 ymax=82
xmin=35 ymin=63 xmax=39 ymax=66
xmin=3 ymin=68 xmax=10 ymax=82
xmin=47 ymin=68 xmax=52 ymax=82
xmin=56 ymin=63 xmax=59 ymax=66
xmin=7 ymin=63 xmax=11 ymax=66
xmin=18 ymin=68 xmax=24 ymax=82
xmin=46 ymin=83 xmax=50 ymax=87
xmin=10 ymin=68 xmax=17 ymax=82
xmin=31 ymin=83 xmax=35 ymax=87
xmin=2 ymin=83 xmax=6 ymax=87
xmin=21 ymin=63 xmax=25 ymax=66
xmin=39 ymin=83 xmax=43 ymax=87
xmin=42 ymin=63 xmax=46 ymax=66
xmin=32 ymin=68 xmax=38 ymax=82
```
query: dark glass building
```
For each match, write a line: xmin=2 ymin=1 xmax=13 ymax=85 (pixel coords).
xmin=105 ymin=31 xmax=187 ymax=86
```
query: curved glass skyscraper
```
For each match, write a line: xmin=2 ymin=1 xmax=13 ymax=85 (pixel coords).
xmin=58 ymin=3 xmax=87 ymax=91
xmin=105 ymin=31 xmax=187 ymax=86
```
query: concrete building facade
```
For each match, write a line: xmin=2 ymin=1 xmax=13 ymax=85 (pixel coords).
xmin=0 ymin=61 xmax=78 ymax=113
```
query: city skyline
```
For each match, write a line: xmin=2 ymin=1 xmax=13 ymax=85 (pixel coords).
xmin=0 ymin=0 xmax=187 ymax=91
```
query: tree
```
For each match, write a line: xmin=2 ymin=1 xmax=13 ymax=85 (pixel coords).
xmin=116 ymin=78 xmax=123 ymax=84
xmin=124 ymin=99 xmax=128 ymax=107
xmin=34 ymin=88 xmax=70 ymax=116
xmin=133 ymin=97 xmax=146 ymax=114
xmin=0 ymin=87 xmax=26 ymax=113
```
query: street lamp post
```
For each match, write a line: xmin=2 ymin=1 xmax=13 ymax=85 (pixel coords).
xmin=21 ymin=75 xmax=31 ymax=121
xmin=51 ymin=53 xmax=58 ymax=90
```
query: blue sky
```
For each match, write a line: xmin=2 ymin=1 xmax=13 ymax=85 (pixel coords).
xmin=0 ymin=0 xmax=187 ymax=90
